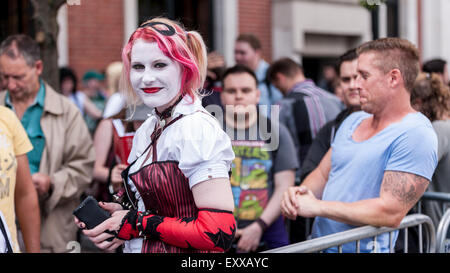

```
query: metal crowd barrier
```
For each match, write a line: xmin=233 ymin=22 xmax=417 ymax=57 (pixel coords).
xmin=418 ymin=191 xmax=450 ymax=215
xmin=436 ymin=209 xmax=450 ymax=253
xmin=418 ymin=191 xmax=450 ymax=253
xmin=262 ymin=214 xmax=435 ymax=253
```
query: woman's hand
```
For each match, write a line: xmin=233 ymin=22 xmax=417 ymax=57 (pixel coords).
xmin=74 ymin=202 xmax=128 ymax=252
xmin=110 ymin=164 xmax=127 ymax=192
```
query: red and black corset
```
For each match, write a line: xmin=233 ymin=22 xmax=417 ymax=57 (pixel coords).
xmin=117 ymin=114 xmax=235 ymax=253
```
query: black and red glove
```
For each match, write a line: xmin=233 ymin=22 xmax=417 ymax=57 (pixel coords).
xmin=117 ymin=208 xmax=236 ymax=252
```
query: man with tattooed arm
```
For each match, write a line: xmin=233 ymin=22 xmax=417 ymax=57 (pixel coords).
xmin=281 ymin=38 xmax=438 ymax=253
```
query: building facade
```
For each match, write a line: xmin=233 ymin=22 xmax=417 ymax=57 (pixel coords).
xmin=1 ymin=0 xmax=449 ymax=89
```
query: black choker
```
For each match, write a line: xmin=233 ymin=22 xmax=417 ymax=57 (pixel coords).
xmin=155 ymin=96 xmax=184 ymax=127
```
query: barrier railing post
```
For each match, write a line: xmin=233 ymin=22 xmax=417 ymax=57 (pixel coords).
xmin=403 ymin=228 xmax=408 ymax=253
xmin=262 ymin=214 xmax=435 ymax=253
xmin=436 ymin=208 xmax=450 ymax=253
xmin=420 ymin=192 xmax=450 ymax=253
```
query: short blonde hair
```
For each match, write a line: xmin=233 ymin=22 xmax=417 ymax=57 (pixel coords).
xmin=357 ymin=37 xmax=420 ymax=92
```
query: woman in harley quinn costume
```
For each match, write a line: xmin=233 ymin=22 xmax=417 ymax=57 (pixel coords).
xmin=75 ymin=17 xmax=236 ymax=253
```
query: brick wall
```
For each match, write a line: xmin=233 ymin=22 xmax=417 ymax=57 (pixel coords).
xmin=67 ymin=0 xmax=124 ymax=87
xmin=238 ymin=0 xmax=273 ymax=62
xmin=65 ymin=0 xmax=274 ymax=83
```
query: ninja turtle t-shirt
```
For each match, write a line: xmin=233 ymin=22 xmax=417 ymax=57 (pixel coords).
xmin=224 ymin=115 xmax=298 ymax=231
xmin=230 ymin=139 xmax=270 ymax=224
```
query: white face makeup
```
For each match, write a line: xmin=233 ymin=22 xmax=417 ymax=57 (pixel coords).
xmin=130 ymin=39 xmax=183 ymax=109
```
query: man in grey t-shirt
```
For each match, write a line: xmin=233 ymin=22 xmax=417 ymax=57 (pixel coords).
xmin=221 ymin=65 xmax=298 ymax=252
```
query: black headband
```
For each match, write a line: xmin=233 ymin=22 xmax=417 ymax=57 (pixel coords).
xmin=140 ymin=22 xmax=176 ymax=36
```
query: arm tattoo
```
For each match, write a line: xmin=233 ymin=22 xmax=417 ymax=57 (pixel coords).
xmin=381 ymin=171 xmax=429 ymax=207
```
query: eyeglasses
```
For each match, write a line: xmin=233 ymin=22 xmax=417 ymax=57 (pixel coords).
xmin=140 ymin=21 xmax=176 ymax=36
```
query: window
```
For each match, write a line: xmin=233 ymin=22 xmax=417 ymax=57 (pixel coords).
xmin=386 ymin=0 xmax=399 ymax=37
xmin=0 ymin=0 xmax=35 ymax=42
xmin=138 ymin=0 xmax=214 ymax=49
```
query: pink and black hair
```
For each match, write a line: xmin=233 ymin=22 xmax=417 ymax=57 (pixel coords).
xmin=121 ymin=17 xmax=207 ymax=105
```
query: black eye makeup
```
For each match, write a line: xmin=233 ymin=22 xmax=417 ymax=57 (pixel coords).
xmin=132 ymin=63 xmax=145 ymax=70
xmin=154 ymin=62 xmax=168 ymax=69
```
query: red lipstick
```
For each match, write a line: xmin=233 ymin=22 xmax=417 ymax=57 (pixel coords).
xmin=142 ymin=87 xmax=161 ymax=94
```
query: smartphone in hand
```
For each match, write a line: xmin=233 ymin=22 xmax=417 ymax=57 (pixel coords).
xmin=73 ymin=196 xmax=115 ymax=241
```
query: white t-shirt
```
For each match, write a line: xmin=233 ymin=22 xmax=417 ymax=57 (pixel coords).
xmin=123 ymin=96 xmax=234 ymax=253
xmin=103 ymin=93 xmax=125 ymax=118
xmin=0 ymin=211 xmax=13 ymax=253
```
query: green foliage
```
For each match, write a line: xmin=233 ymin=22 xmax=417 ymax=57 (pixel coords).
xmin=359 ymin=0 xmax=387 ymax=11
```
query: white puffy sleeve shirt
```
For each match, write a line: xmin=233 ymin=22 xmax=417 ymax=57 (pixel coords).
xmin=124 ymin=98 xmax=234 ymax=253
xmin=128 ymin=97 xmax=234 ymax=189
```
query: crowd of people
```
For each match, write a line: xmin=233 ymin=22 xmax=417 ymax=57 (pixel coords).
xmin=0 ymin=17 xmax=449 ymax=253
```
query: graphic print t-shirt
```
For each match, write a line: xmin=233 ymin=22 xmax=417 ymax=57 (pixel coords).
xmin=0 ymin=106 xmax=33 ymax=252
xmin=225 ymin=115 xmax=298 ymax=228
xmin=231 ymin=140 xmax=271 ymax=226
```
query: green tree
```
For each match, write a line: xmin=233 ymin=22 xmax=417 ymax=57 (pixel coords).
xmin=359 ymin=0 xmax=386 ymax=11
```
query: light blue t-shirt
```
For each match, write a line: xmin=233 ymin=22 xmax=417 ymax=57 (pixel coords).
xmin=255 ymin=60 xmax=283 ymax=117
xmin=311 ymin=111 xmax=438 ymax=253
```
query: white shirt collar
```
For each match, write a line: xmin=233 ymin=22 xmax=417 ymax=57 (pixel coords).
xmin=150 ymin=95 xmax=203 ymax=119
xmin=129 ymin=95 xmax=206 ymax=162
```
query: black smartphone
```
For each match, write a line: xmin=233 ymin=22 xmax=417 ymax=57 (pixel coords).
xmin=73 ymin=196 xmax=114 ymax=241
